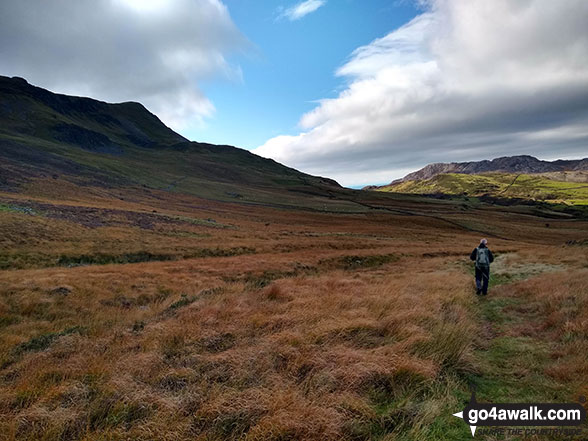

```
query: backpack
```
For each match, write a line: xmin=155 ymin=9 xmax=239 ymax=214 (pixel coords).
xmin=476 ymin=247 xmax=490 ymax=267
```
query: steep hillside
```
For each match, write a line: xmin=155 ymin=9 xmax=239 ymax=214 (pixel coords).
xmin=0 ymin=76 xmax=187 ymax=148
xmin=0 ymin=76 xmax=341 ymax=207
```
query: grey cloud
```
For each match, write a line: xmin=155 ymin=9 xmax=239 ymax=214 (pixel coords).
xmin=255 ymin=0 xmax=588 ymax=187
xmin=0 ymin=0 xmax=247 ymax=130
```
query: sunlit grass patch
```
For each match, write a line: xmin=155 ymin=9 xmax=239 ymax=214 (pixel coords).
xmin=160 ymin=213 xmax=235 ymax=229
xmin=0 ymin=204 xmax=37 ymax=215
xmin=412 ymin=321 xmax=475 ymax=373
xmin=316 ymin=324 xmax=393 ymax=349
xmin=468 ymin=267 xmax=588 ymax=408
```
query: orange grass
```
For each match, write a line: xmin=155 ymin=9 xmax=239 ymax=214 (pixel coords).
xmin=0 ymin=183 xmax=587 ymax=440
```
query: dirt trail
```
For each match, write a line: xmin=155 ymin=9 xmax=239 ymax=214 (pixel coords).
xmin=498 ymin=174 xmax=521 ymax=196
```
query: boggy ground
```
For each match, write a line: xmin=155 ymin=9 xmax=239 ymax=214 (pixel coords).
xmin=0 ymin=183 xmax=587 ymax=440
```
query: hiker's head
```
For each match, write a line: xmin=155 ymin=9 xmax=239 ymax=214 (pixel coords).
xmin=480 ymin=238 xmax=487 ymax=246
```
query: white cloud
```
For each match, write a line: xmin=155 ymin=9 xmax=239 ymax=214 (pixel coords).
xmin=280 ymin=0 xmax=326 ymax=21
xmin=255 ymin=0 xmax=588 ymax=187
xmin=0 ymin=0 xmax=247 ymax=131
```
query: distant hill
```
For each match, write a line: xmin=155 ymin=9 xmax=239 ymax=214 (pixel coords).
xmin=372 ymin=172 xmax=588 ymax=205
xmin=379 ymin=155 xmax=588 ymax=186
xmin=0 ymin=76 xmax=341 ymax=206
xmin=365 ymin=155 xmax=588 ymax=205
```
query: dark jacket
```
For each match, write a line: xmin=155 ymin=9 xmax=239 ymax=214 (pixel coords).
xmin=470 ymin=244 xmax=494 ymax=264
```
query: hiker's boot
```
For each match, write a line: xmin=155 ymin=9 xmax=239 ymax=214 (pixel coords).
xmin=476 ymin=289 xmax=481 ymax=295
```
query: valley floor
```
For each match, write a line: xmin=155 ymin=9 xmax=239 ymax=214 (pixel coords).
xmin=0 ymin=184 xmax=586 ymax=440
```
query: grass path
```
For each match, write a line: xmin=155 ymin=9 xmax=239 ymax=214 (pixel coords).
xmin=470 ymin=293 xmax=570 ymax=404
xmin=460 ymin=257 xmax=586 ymax=440
xmin=355 ymin=255 xmax=582 ymax=441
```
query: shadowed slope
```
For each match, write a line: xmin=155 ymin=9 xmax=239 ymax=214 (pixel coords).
xmin=0 ymin=76 xmax=340 ymax=204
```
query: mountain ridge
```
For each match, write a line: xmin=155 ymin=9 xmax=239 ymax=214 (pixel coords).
xmin=0 ymin=75 xmax=342 ymax=205
xmin=370 ymin=155 xmax=588 ymax=189
xmin=0 ymin=75 xmax=187 ymax=149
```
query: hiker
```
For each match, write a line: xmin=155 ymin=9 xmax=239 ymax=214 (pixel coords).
xmin=470 ymin=238 xmax=494 ymax=295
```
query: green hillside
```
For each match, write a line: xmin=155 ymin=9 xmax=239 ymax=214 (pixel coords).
xmin=0 ymin=76 xmax=344 ymax=208
xmin=376 ymin=172 xmax=588 ymax=205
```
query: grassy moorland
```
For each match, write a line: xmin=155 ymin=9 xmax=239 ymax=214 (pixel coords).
xmin=0 ymin=179 xmax=587 ymax=441
xmin=1 ymin=77 xmax=586 ymax=439
xmin=375 ymin=172 xmax=588 ymax=205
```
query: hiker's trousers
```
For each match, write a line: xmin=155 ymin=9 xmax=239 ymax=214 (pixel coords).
xmin=475 ymin=265 xmax=490 ymax=294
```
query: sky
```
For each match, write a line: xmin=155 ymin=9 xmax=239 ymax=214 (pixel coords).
xmin=1 ymin=0 xmax=587 ymax=187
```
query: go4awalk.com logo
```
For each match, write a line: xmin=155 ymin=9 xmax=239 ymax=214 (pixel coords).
xmin=452 ymin=391 xmax=586 ymax=437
